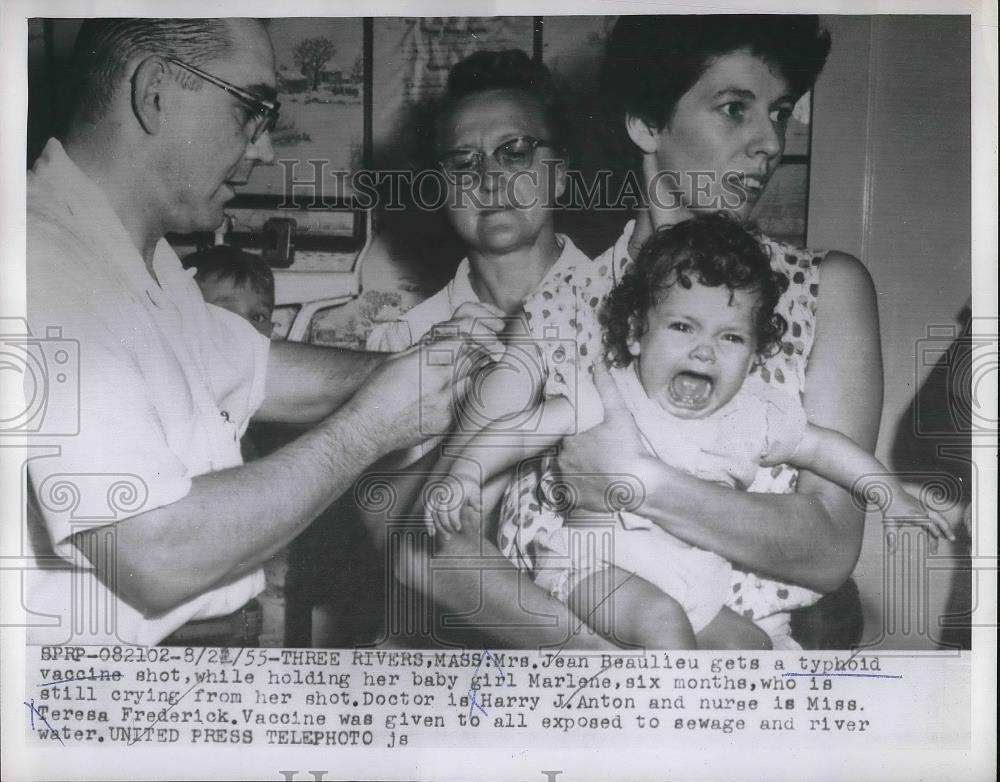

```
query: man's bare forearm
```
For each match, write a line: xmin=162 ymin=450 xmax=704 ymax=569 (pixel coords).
xmin=82 ymin=397 xmax=397 ymax=615
xmin=256 ymin=340 xmax=385 ymax=423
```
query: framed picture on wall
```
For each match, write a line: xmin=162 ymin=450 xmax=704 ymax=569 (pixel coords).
xmin=236 ymin=17 xmax=365 ymax=202
xmin=189 ymin=18 xmax=370 ymax=268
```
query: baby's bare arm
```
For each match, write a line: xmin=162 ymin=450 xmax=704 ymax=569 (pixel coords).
xmin=789 ymin=425 xmax=956 ymax=540
xmin=787 ymin=424 xmax=885 ymax=489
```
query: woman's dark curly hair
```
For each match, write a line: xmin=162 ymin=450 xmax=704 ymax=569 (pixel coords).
xmin=599 ymin=15 xmax=831 ymax=170
xmin=600 ymin=214 xmax=789 ymax=367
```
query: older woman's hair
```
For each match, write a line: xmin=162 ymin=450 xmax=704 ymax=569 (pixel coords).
xmin=601 ymin=15 xmax=831 ymax=132
xmin=600 ymin=214 xmax=789 ymax=366
xmin=436 ymin=49 xmax=569 ymax=156
xmin=66 ymin=19 xmax=235 ymax=125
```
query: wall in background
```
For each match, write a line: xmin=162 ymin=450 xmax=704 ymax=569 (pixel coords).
xmin=809 ymin=15 xmax=972 ymax=649
xmin=28 ymin=17 xmax=816 ymax=346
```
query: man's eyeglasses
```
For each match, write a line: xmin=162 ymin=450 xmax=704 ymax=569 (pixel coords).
xmin=438 ymin=136 xmax=560 ymax=176
xmin=166 ymin=57 xmax=280 ymax=144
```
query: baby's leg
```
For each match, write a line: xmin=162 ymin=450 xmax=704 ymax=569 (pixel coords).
xmin=569 ymin=567 xmax=698 ymax=650
xmin=697 ymin=607 xmax=772 ymax=650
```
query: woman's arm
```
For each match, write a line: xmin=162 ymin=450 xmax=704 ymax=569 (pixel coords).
xmin=557 ymin=252 xmax=883 ymax=592
xmin=430 ymin=397 xmax=577 ymax=536
xmin=352 ymin=447 xmax=617 ymax=650
xmin=424 ymin=328 xmax=581 ymax=532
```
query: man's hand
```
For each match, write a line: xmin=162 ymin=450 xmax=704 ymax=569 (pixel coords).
xmin=348 ymin=302 xmax=505 ymax=455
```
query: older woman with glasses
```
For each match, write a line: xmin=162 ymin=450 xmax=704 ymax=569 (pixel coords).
xmin=363 ymin=49 xmax=619 ymax=650
xmin=368 ymin=48 xmax=594 ymax=449
xmin=369 ymin=49 xmax=583 ymax=345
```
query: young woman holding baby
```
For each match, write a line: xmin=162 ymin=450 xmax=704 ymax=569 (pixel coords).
xmin=374 ymin=16 xmax=938 ymax=651
xmin=545 ymin=15 xmax=885 ymax=648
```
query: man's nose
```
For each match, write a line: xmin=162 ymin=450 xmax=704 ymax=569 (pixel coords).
xmin=246 ymin=130 xmax=276 ymax=166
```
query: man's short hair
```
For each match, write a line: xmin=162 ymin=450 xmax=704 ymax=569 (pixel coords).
xmin=182 ymin=245 xmax=275 ymax=303
xmin=67 ymin=18 xmax=235 ymax=125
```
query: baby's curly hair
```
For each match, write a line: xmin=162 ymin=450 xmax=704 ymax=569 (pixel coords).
xmin=600 ymin=214 xmax=789 ymax=367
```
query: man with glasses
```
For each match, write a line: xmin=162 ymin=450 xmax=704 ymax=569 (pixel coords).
xmin=25 ymin=18 xmax=503 ymax=646
xmin=165 ymin=56 xmax=282 ymax=144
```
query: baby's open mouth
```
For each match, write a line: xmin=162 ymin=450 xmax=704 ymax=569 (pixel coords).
xmin=668 ymin=371 xmax=714 ymax=409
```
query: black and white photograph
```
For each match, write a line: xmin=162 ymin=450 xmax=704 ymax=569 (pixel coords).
xmin=1 ymin=2 xmax=995 ymax=780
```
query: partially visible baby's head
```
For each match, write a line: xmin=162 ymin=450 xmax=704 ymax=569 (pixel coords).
xmin=600 ymin=214 xmax=788 ymax=418
xmin=183 ymin=246 xmax=275 ymax=337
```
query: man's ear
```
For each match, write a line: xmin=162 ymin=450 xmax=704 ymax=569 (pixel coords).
xmin=131 ymin=57 xmax=168 ymax=135
xmin=626 ymin=113 xmax=662 ymax=155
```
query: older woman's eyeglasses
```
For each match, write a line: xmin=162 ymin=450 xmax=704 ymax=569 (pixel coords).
xmin=439 ymin=136 xmax=559 ymax=176
xmin=166 ymin=57 xmax=281 ymax=144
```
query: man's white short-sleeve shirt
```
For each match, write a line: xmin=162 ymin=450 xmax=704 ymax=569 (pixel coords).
xmin=23 ymin=139 xmax=270 ymax=645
